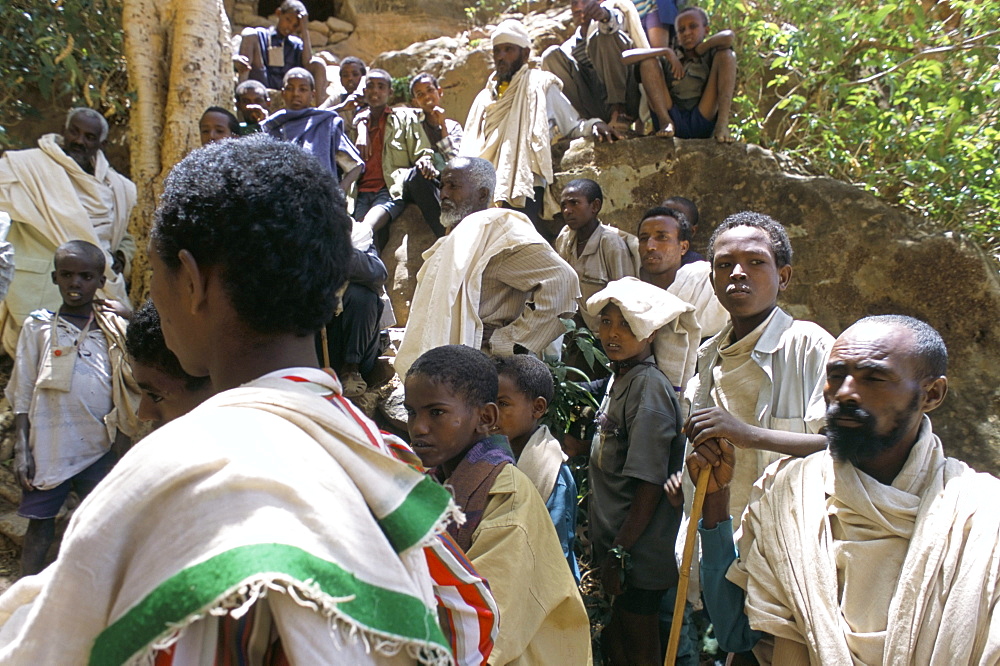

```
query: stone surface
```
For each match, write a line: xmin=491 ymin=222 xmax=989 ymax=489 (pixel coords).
xmin=381 ymin=203 xmax=438 ymax=325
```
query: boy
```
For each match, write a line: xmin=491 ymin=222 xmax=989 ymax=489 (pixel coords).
xmin=353 ymin=68 xmax=433 ymax=248
xmin=262 ymin=67 xmax=363 ymax=190
xmin=401 ymin=72 xmax=465 ymax=237
xmin=629 ymin=6 xmax=736 ymax=141
xmin=686 ymin=211 xmax=832 ymax=519
xmin=198 ymin=106 xmax=238 ymax=145
xmin=236 ymin=0 xmax=327 ymax=105
xmin=554 ymin=178 xmax=637 ymax=331
xmin=234 ymin=80 xmax=270 ymax=134
xmin=323 ymin=55 xmax=367 ymax=138
xmin=404 ymin=345 xmax=591 ymax=665
xmin=584 ymin=278 xmax=686 ymax=666
xmin=494 ymin=354 xmax=579 ymax=579
xmin=125 ymin=300 xmax=213 ymax=428
xmin=5 ymin=240 xmax=139 ymax=576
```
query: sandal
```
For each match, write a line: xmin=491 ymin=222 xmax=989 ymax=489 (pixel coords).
xmin=341 ymin=372 xmax=367 ymax=398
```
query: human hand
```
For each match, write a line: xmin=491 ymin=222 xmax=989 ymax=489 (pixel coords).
xmin=245 ymin=104 xmax=268 ymax=123
xmin=111 ymin=250 xmax=125 ymax=274
xmin=685 ymin=405 xmax=755 ymax=449
xmin=416 ymin=155 xmax=438 ymax=180
xmin=428 ymin=105 xmax=447 ymax=130
xmin=600 ymin=555 xmax=623 ymax=596
xmin=233 ymin=54 xmax=251 ymax=74
xmin=579 ymin=0 xmax=611 ymax=23
xmin=14 ymin=443 xmax=35 ymax=492
xmin=356 ymin=138 xmax=371 ymax=161
xmin=686 ymin=437 xmax=735 ymax=494
xmin=297 ymin=10 xmax=309 ymax=33
xmin=665 ymin=48 xmax=684 ymax=80
xmin=592 ymin=121 xmax=621 ymax=143
xmin=664 ymin=470 xmax=684 ymax=507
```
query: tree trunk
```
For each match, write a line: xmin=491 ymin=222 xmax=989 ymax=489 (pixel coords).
xmin=124 ymin=0 xmax=233 ymax=303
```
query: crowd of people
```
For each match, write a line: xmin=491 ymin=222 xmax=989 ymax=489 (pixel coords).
xmin=0 ymin=0 xmax=996 ymax=664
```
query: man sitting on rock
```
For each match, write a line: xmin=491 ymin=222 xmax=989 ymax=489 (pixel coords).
xmin=394 ymin=157 xmax=579 ymax=377
xmin=461 ymin=18 xmax=620 ymax=241
xmin=690 ymin=315 xmax=1000 ymax=664
xmin=322 ymin=55 xmax=367 ymax=139
xmin=236 ymin=0 xmax=328 ymax=106
xmin=542 ymin=0 xmax=646 ymax=126
xmin=0 ymin=107 xmax=136 ymax=355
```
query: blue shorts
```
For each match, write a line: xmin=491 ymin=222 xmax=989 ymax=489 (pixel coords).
xmin=668 ymin=105 xmax=716 ymax=139
xmin=353 ymin=187 xmax=406 ymax=222
xmin=18 ymin=450 xmax=115 ymax=520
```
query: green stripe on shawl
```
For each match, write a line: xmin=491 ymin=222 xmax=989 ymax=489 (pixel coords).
xmin=380 ymin=475 xmax=453 ymax=552
xmin=90 ymin=543 xmax=449 ymax=665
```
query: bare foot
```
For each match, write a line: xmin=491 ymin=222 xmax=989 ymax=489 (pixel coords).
xmin=715 ymin=126 xmax=734 ymax=143
xmin=655 ymin=122 xmax=675 ymax=138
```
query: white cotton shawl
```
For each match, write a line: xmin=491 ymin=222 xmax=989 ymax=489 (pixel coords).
xmin=0 ymin=376 xmax=458 ymax=665
xmin=586 ymin=276 xmax=701 ymax=390
xmin=729 ymin=416 xmax=1000 ymax=665
xmin=461 ymin=66 xmax=563 ymax=218
xmin=668 ymin=261 xmax=729 ymax=339
xmin=394 ymin=209 xmax=544 ymax=377
xmin=517 ymin=424 xmax=566 ymax=503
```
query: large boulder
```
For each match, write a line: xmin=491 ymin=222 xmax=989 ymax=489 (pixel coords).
xmin=382 ymin=136 xmax=1000 ymax=472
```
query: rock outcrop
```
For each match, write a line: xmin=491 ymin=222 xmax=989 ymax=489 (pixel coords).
xmin=382 ymin=136 xmax=1000 ymax=472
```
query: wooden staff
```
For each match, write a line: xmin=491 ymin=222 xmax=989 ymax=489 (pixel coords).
xmin=320 ymin=326 xmax=330 ymax=369
xmin=665 ymin=464 xmax=711 ymax=665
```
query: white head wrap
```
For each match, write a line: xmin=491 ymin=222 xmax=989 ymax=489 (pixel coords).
xmin=586 ymin=277 xmax=692 ymax=340
xmin=491 ymin=19 xmax=531 ymax=49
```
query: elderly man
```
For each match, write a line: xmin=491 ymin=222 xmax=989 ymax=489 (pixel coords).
xmin=0 ymin=108 xmax=135 ymax=355
xmin=690 ymin=315 xmax=1000 ymax=665
xmin=461 ymin=18 xmax=619 ymax=240
xmin=394 ymin=157 xmax=580 ymax=377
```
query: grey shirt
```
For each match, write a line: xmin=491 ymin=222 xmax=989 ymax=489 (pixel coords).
xmin=589 ymin=358 xmax=685 ymax=589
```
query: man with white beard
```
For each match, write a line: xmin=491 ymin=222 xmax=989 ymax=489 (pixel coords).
xmin=395 ymin=157 xmax=579 ymax=377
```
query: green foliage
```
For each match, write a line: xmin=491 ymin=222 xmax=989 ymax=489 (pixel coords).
xmin=390 ymin=75 xmax=413 ymax=104
xmin=0 ymin=0 xmax=129 ymax=149
xmin=542 ymin=318 xmax=609 ymax=437
xmin=704 ymin=0 xmax=1000 ymax=255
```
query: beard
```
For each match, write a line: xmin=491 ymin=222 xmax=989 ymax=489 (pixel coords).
xmin=825 ymin=392 xmax=921 ymax=466
xmin=440 ymin=200 xmax=479 ymax=228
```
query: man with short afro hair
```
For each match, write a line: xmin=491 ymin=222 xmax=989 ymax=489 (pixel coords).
xmin=0 ymin=135 xmax=456 ymax=664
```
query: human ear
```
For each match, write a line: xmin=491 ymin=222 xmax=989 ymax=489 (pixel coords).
xmin=680 ymin=239 xmax=690 ymax=254
xmin=592 ymin=198 xmax=603 ymax=215
xmin=478 ymin=402 xmax=500 ymax=435
xmin=531 ymin=396 xmax=548 ymax=420
xmin=177 ymin=249 xmax=208 ymax=315
xmin=921 ymin=376 xmax=948 ymax=413
xmin=777 ymin=264 xmax=792 ymax=291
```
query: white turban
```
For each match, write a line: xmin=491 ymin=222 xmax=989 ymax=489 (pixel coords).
xmin=491 ymin=19 xmax=531 ymax=49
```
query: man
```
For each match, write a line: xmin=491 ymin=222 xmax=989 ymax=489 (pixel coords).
xmin=354 ymin=69 xmax=433 ymax=248
xmin=0 ymin=135 xmax=455 ymax=663
xmin=690 ymin=315 xmax=1000 ymax=664
xmin=637 ymin=205 xmax=727 ymax=340
xmin=661 ymin=195 xmax=706 ymax=264
xmin=394 ymin=157 xmax=580 ymax=377
xmin=0 ymin=107 xmax=136 ymax=355
xmin=461 ymin=19 xmax=619 ymax=240
xmin=542 ymin=0 xmax=645 ymax=124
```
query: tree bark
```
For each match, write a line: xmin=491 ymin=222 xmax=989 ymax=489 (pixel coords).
xmin=124 ymin=0 xmax=233 ymax=303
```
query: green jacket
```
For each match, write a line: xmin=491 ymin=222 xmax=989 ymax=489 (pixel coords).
xmin=356 ymin=106 xmax=433 ymax=200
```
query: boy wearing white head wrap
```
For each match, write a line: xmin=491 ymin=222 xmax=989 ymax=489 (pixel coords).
xmin=584 ymin=277 xmax=686 ymax=665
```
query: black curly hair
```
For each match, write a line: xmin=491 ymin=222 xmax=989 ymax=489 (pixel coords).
xmin=151 ymin=134 xmax=351 ymax=336
xmin=407 ymin=345 xmax=498 ymax=407
xmin=494 ymin=354 xmax=554 ymax=403
xmin=126 ymin=301 xmax=211 ymax=391
xmin=708 ymin=211 xmax=793 ymax=268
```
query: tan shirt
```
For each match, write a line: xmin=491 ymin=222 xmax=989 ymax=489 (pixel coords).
xmin=554 ymin=223 xmax=636 ymax=331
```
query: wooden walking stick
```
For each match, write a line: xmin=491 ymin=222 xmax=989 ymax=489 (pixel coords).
xmin=665 ymin=464 xmax=712 ymax=665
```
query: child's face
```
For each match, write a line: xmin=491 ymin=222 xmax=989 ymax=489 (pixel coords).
xmin=51 ymin=250 xmax=106 ymax=313
xmin=236 ymin=89 xmax=270 ymax=121
xmin=282 ymin=76 xmax=314 ymax=111
xmin=675 ymin=11 xmax=708 ymax=51
xmin=599 ymin=303 xmax=654 ymax=363
xmin=638 ymin=215 xmax=689 ymax=277
xmin=364 ymin=75 xmax=392 ymax=108
xmin=340 ymin=64 xmax=364 ymax=94
xmin=560 ymin=186 xmax=600 ymax=232
xmin=404 ymin=374 xmax=494 ymax=471
xmin=132 ymin=361 xmax=213 ymax=429
xmin=276 ymin=9 xmax=302 ymax=36
xmin=410 ymin=80 xmax=442 ymax=115
xmin=199 ymin=111 xmax=234 ymax=146
xmin=496 ymin=375 xmax=544 ymax=446
xmin=710 ymin=226 xmax=791 ymax=321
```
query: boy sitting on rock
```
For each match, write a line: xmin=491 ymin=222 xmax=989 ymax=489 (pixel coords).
xmin=6 ymin=240 xmax=139 ymax=576
xmin=404 ymin=344 xmax=591 ymax=665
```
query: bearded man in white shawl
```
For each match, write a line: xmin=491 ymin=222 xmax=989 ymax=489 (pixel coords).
xmin=394 ymin=156 xmax=579 ymax=378
xmin=0 ymin=135 xmax=456 ymax=665
xmin=460 ymin=18 xmax=619 ymax=241
xmin=689 ymin=315 xmax=1000 ymax=665
xmin=0 ymin=108 xmax=136 ymax=355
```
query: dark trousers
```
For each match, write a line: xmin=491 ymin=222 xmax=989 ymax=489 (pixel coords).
xmin=315 ymin=282 xmax=383 ymax=376
xmin=402 ymin=167 xmax=446 ymax=238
